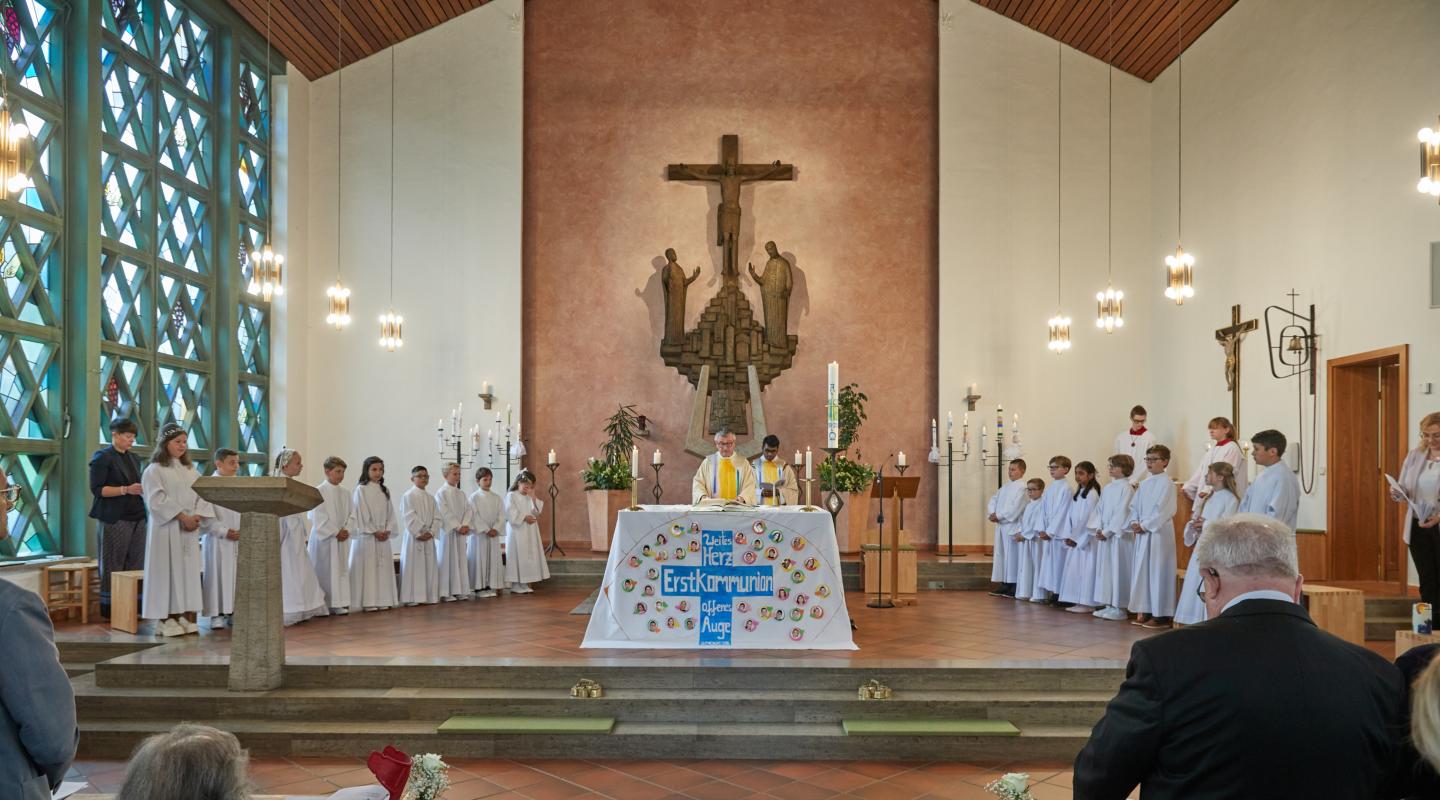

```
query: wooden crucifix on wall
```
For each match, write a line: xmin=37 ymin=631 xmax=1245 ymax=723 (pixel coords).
xmin=1216 ymin=304 xmax=1259 ymax=432
xmin=666 ymin=134 xmax=794 ymax=282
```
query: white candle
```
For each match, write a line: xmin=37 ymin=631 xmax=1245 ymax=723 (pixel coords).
xmin=482 ymin=381 xmax=491 ymax=395
xmin=653 ymin=448 xmax=662 ymax=465
xmin=547 ymin=449 xmax=556 ymax=465
xmin=506 ymin=404 xmax=512 ymax=425
xmin=631 ymin=445 xmax=639 ymax=479
xmin=794 ymin=450 xmax=803 ymax=468
xmin=969 ymin=382 xmax=978 ymax=397
xmin=805 ymin=447 xmax=814 ymax=480
xmin=515 ymin=421 xmax=521 ymax=441
xmin=897 ymin=451 xmax=907 ymax=468
xmin=826 ymin=361 xmax=840 ymax=448
xmin=931 ymin=419 xmax=938 ymax=449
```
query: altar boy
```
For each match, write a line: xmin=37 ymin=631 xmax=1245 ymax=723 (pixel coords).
xmin=468 ymin=467 xmax=504 ymax=598
xmin=433 ymin=462 xmax=475 ymax=600
xmin=397 ymin=466 xmax=441 ymax=605
xmin=1035 ymin=456 xmax=1073 ymax=603
xmin=987 ymin=459 xmax=1029 ymax=597
xmin=201 ymin=448 xmax=241 ymax=629
xmin=1126 ymin=445 xmax=1178 ymax=628
xmin=309 ymin=456 xmax=354 ymax=615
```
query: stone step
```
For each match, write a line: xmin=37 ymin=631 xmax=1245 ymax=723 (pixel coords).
xmin=76 ymin=717 xmax=1093 ymax=762
xmin=63 ymin=663 xmax=95 ymax=679
xmin=1368 ymin=616 xmax=1412 ymax=641
xmin=55 ymin=638 xmax=158 ymax=665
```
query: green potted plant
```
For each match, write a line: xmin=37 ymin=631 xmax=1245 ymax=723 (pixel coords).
xmin=584 ymin=404 xmax=640 ymax=551
xmin=818 ymin=384 xmax=874 ymax=553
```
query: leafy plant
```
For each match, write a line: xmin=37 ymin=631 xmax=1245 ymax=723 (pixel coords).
xmin=837 ymin=383 xmax=868 ymax=451
xmin=581 ymin=457 xmax=634 ymax=491
xmin=600 ymin=404 xmax=643 ymax=468
xmin=818 ymin=453 xmax=875 ymax=494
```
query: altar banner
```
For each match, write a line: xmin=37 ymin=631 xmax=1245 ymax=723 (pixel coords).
xmin=582 ymin=505 xmax=857 ymax=650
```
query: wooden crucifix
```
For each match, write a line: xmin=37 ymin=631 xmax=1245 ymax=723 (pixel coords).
xmin=1215 ymin=304 xmax=1259 ymax=432
xmin=667 ymin=134 xmax=794 ymax=282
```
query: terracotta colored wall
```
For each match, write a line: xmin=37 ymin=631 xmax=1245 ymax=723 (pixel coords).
xmin=523 ymin=0 xmax=938 ymax=543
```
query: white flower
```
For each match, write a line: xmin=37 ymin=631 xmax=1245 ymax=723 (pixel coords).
xmin=1001 ymin=773 xmax=1031 ymax=793
xmin=418 ymin=753 xmax=445 ymax=772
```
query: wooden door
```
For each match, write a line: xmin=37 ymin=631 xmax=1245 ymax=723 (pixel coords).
xmin=1382 ymin=362 xmax=1405 ymax=582
xmin=1328 ymin=363 xmax=1383 ymax=581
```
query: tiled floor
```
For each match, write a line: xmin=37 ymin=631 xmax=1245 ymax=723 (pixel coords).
xmin=67 ymin=755 xmax=1094 ymax=799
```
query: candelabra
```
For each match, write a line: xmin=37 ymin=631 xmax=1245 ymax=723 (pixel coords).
xmin=436 ymin=426 xmax=479 ymax=470
xmin=932 ymin=427 xmax=972 ymax=559
xmin=895 ymin=462 xmax=909 ymax=534
xmin=979 ymin=407 xmax=1008 ymax=491
xmin=491 ymin=431 xmax=525 ymax=491
xmin=627 ymin=475 xmax=645 ymax=512
xmin=797 ymin=476 xmax=818 ymax=511
xmin=545 ymin=462 xmax=564 ymax=556
xmin=650 ymin=462 xmax=665 ymax=504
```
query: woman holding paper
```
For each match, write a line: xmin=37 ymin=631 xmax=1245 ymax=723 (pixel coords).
xmin=1395 ymin=412 xmax=1440 ymax=607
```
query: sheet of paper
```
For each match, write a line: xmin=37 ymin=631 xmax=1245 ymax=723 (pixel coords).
xmin=326 ymin=787 xmax=390 ymax=800
xmin=1387 ymin=474 xmax=1425 ymax=521
xmin=52 ymin=782 xmax=87 ymax=800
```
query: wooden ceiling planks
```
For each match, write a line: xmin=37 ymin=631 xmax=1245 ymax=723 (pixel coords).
xmin=223 ymin=0 xmax=496 ymax=80
xmin=970 ymin=0 xmax=1239 ymax=82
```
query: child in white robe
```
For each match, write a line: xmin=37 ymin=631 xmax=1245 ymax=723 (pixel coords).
xmin=468 ymin=467 xmax=505 ymax=598
xmin=433 ymin=462 xmax=475 ymax=600
xmin=1114 ymin=405 xmax=1155 ymax=488
xmin=504 ymin=470 xmax=549 ymax=592
xmin=1036 ymin=456 xmax=1074 ymax=602
xmin=349 ymin=456 xmax=399 ymax=611
xmin=309 ymin=456 xmax=354 ymax=614
xmin=141 ymin=424 xmax=213 ymax=637
xmin=1013 ymin=479 xmax=1047 ymax=601
xmin=1126 ymin=444 xmax=1179 ymax=628
xmin=274 ymin=449 xmax=328 ymax=626
xmin=1092 ymin=455 xmax=1137 ymax=621
xmin=1059 ymin=462 xmax=1103 ymax=612
xmin=201 ymin=448 xmax=241 ymax=629
xmin=987 ymin=459 xmax=1029 ymax=598
xmin=398 ymin=466 xmax=442 ymax=605
xmin=1238 ymin=429 xmax=1302 ymax=529
xmin=1175 ymin=462 xmax=1241 ymax=625
xmin=1182 ymin=416 xmax=1248 ymax=500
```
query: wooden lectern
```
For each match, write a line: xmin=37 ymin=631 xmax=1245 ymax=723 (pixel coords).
xmin=861 ymin=476 xmax=920 ymax=606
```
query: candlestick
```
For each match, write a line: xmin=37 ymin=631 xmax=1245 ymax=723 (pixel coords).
xmin=547 ymin=449 xmax=556 ymax=466
xmin=652 ymin=448 xmax=662 ymax=466
xmin=482 ymin=381 xmax=491 ymax=396
xmin=821 ymin=446 xmax=845 ymax=521
xmin=897 ymin=451 xmax=907 ymax=468
xmin=544 ymin=462 xmax=565 ymax=556
xmin=651 ymin=462 xmax=665 ymax=504
xmin=627 ymin=475 xmax=644 ymax=511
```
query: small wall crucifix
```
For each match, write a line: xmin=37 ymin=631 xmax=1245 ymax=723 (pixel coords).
xmin=1215 ymin=304 xmax=1259 ymax=431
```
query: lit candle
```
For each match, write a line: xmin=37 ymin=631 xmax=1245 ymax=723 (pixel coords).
xmin=506 ymin=404 xmax=512 ymax=426
xmin=805 ymin=447 xmax=813 ymax=480
xmin=794 ymin=450 xmax=803 ymax=468
xmin=826 ymin=361 xmax=840 ymax=448
xmin=653 ymin=448 xmax=662 ymax=465
xmin=897 ymin=451 xmax=907 ymax=468
xmin=631 ymin=445 xmax=639 ymax=479
xmin=547 ymin=449 xmax=556 ymax=465
xmin=931 ymin=419 xmax=938 ymax=449
xmin=1013 ymin=413 xmax=1019 ymax=437
xmin=437 ymin=418 xmax=443 ymax=431
xmin=515 ymin=421 xmax=521 ymax=441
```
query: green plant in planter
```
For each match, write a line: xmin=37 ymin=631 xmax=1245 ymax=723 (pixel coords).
xmin=582 ymin=404 xmax=640 ymax=490
xmin=818 ymin=453 xmax=876 ymax=494
xmin=581 ymin=457 xmax=634 ymax=491
xmin=837 ymin=383 xmax=868 ymax=451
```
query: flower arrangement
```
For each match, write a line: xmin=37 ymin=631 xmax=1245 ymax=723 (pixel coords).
xmin=984 ymin=772 xmax=1035 ymax=800
xmin=405 ymin=753 xmax=450 ymax=800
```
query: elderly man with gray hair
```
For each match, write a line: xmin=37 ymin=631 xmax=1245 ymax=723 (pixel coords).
xmin=1074 ymin=513 xmax=1408 ymax=800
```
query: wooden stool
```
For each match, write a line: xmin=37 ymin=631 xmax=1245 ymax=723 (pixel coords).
xmin=41 ymin=561 xmax=99 ymax=624
xmin=1301 ymin=584 xmax=1365 ymax=645
xmin=111 ymin=570 xmax=145 ymax=634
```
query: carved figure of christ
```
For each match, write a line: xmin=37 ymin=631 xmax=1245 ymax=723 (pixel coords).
xmin=1215 ymin=304 xmax=1259 ymax=431
xmin=667 ymin=134 xmax=794 ymax=278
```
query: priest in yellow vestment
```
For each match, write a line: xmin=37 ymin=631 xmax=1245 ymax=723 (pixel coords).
xmin=691 ymin=429 xmax=757 ymax=504
xmin=752 ymin=435 xmax=799 ymax=506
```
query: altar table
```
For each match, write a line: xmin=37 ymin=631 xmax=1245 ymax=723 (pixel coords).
xmin=582 ymin=505 xmax=857 ymax=649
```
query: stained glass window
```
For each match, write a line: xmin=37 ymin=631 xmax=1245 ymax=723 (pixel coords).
xmin=236 ymin=51 xmax=269 ymax=473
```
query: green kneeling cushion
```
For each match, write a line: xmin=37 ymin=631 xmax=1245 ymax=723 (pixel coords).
xmin=842 ymin=719 xmax=1019 ymax=736
xmin=438 ymin=716 xmax=615 ymax=734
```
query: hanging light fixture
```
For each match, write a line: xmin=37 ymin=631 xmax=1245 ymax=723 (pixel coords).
xmin=325 ymin=0 xmax=352 ymax=329
xmin=1417 ymin=119 xmax=1440 ymax=199
xmin=1163 ymin=0 xmax=1194 ymax=304
xmin=248 ymin=0 xmax=285 ymax=301
xmin=379 ymin=47 xmax=402 ymax=351
xmin=0 ymin=51 xmax=31 ymax=198
xmin=1048 ymin=43 xmax=1071 ymax=354
xmin=1095 ymin=0 xmax=1124 ymax=333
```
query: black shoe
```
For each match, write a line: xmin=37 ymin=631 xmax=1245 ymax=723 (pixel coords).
xmin=99 ymin=603 xmax=111 ymax=620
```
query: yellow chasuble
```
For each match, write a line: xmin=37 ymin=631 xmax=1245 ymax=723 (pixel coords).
xmin=718 ymin=458 xmax=739 ymax=500
xmin=760 ymin=459 xmax=780 ymax=506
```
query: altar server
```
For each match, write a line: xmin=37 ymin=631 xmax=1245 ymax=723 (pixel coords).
xmin=693 ymin=428 xmax=758 ymax=503
xmin=141 ymin=424 xmax=212 ymax=637
xmin=1239 ymin=429 xmax=1301 ymax=529
xmin=200 ymin=448 xmax=241 ymax=629
xmin=1013 ymin=479 xmax=1047 ymax=601
xmin=398 ymin=466 xmax=441 ymax=605
xmin=1114 ymin=405 xmax=1155 ymax=487
xmin=274 ymin=449 xmax=328 ymax=626
xmin=1059 ymin=462 xmax=1103 ymax=612
xmin=308 ymin=456 xmax=354 ymax=614
xmin=433 ymin=462 xmax=475 ymax=600
xmin=1126 ymin=445 xmax=1179 ymax=628
xmin=1035 ymin=456 xmax=1073 ymax=602
xmin=349 ymin=456 xmax=399 ymax=612
xmin=1182 ymin=416 xmax=1248 ymax=500
xmin=504 ymin=470 xmax=550 ymax=592
xmin=468 ymin=467 xmax=505 ymax=598
xmin=752 ymin=435 xmax=799 ymax=506
xmin=1175 ymin=461 xmax=1240 ymax=625
xmin=1092 ymin=455 xmax=1136 ymax=621
xmin=987 ymin=459 xmax=1029 ymax=597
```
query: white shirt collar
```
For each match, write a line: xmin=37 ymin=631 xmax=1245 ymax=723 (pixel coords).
xmin=1221 ymin=589 xmax=1297 ymax=613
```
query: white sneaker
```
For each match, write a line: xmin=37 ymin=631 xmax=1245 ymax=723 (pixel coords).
xmin=478 ymin=589 xmax=497 ymax=598
xmin=441 ymin=596 xmax=457 ymax=602
xmin=159 ymin=618 xmax=185 ymax=637
xmin=458 ymin=594 xmax=474 ymax=601
xmin=210 ymin=616 xmax=227 ymax=629
xmin=331 ymin=607 xmax=350 ymax=615
xmin=1098 ymin=607 xmax=1129 ymax=621
xmin=1028 ymin=596 xmax=1048 ymax=604
xmin=178 ymin=618 xmax=200 ymax=634
xmin=1065 ymin=605 xmax=1096 ymax=614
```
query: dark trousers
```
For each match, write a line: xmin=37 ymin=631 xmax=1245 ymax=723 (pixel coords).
xmin=1409 ymin=521 xmax=1440 ymax=610
xmin=97 ymin=519 xmax=146 ymax=607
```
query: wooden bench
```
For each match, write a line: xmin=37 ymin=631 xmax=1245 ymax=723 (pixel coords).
xmin=110 ymin=569 xmax=145 ymax=633
xmin=1302 ymin=584 xmax=1364 ymax=645
xmin=42 ymin=560 xmax=99 ymax=624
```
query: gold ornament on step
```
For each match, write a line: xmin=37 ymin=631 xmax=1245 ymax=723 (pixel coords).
xmin=858 ymin=679 xmax=892 ymax=701
xmin=570 ymin=678 xmax=604 ymax=699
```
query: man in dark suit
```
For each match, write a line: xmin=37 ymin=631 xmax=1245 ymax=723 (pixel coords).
xmin=0 ymin=472 xmax=78 ymax=800
xmin=1074 ymin=513 xmax=1407 ymax=799
xmin=89 ymin=417 xmax=147 ymax=617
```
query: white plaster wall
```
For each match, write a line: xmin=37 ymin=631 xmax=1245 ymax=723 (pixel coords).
xmin=273 ymin=66 xmax=310 ymax=463
xmin=294 ymin=0 xmax=523 ymax=501
xmin=938 ymin=0 xmax=1154 ymax=543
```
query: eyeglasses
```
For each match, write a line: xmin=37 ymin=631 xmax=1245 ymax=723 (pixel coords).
xmin=1047 ymin=464 xmax=1063 ymax=470
xmin=1131 ymin=417 xmax=1146 ymax=424
xmin=1196 ymin=567 xmax=1219 ymax=601
xmin=1144 ymin=456 xmax=1163 ymax=462
xmin=0 ymin=482 xmax=17 ymax=504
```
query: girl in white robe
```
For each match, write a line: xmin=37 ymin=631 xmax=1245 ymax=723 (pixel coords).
xmin=141 ymin=424 xmax=213 ymax=637
xmin=398 ymin=466 xmax=442 ymax=605
xmin=1059 ymin=462 xmax=1103 ymax=611
xmin=309 ymin=457 xmax=354 ymax=614
xmin=201 ymin=449 xmax=242 ymax=627
xmin=1175 ymin=462 xmax=1240 ymax=625
xmin=1182 ymin=416 xmax=1248 ymax=500
xmin=1013 ymin=479 xmax=1046 ymax=601
xmin=1092 ymin=455 xmax=1137 ymax=620
xmin=987 ymin=461 xmax=1029 ymax=596
xmin=1036 ymin=457 xmax=1074 ymax=600
xmin=504 ymin=470 xmax=549 ymax=591
xmin=433 ymin=463 xmax=475 ymax=600
xmin=1126 ymin=445 xmax=1179 ymax=627
xmin=468 ymin=467 xmax=505 ymax=598
xmin=350 ymin=456 xmax=399 ymax=611
xmin=274 ymin=450 xmax=328 ymax=626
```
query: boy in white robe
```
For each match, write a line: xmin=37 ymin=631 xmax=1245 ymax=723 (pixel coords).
xmin=201 ymin=448 xmax=241 ymax=629
xmin=433 ymin=462 xmax=475 ymax=600
xmin=1114 ymin=405 xmax=1155 ymax=487
xmin=398 ymin=466 xmax=441 ymax=605
xmin=1092 ymin=455 xmax=1137 ymax=620
xmin=504 ymin=470 xmax=550 ymax=592
xmin=468 ymin=467 xmax=505 ymax=598
xmin=274 ymin=449 xmax=328 ymax=626
xmin=141 ymin=424 xmax=213 ymax=637
xmin=1126 ymin=444 xmax=1179 ymax=628
xmin=1036 ymin=456 xmax=1074 ymax=602
xmin=1182 ymin=416 xmax=1249 ymax=500
xmin=1059 ymin=462 xmax=1103 ymax=612
xmin=1175 ymin=462 xmax=1240 ymax=625
xmin=309 ymin=456 xmax=354 ymax=614
xmin=1239 ymin=429 xmax=1301 ymax=529
xmin=1014 ymin=479 xmax=1047 ymax=601
xmin=986 ymin=459 xmax=1029 ymax=597
xmin=350 ymin=457 xmax=399 ymax=611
